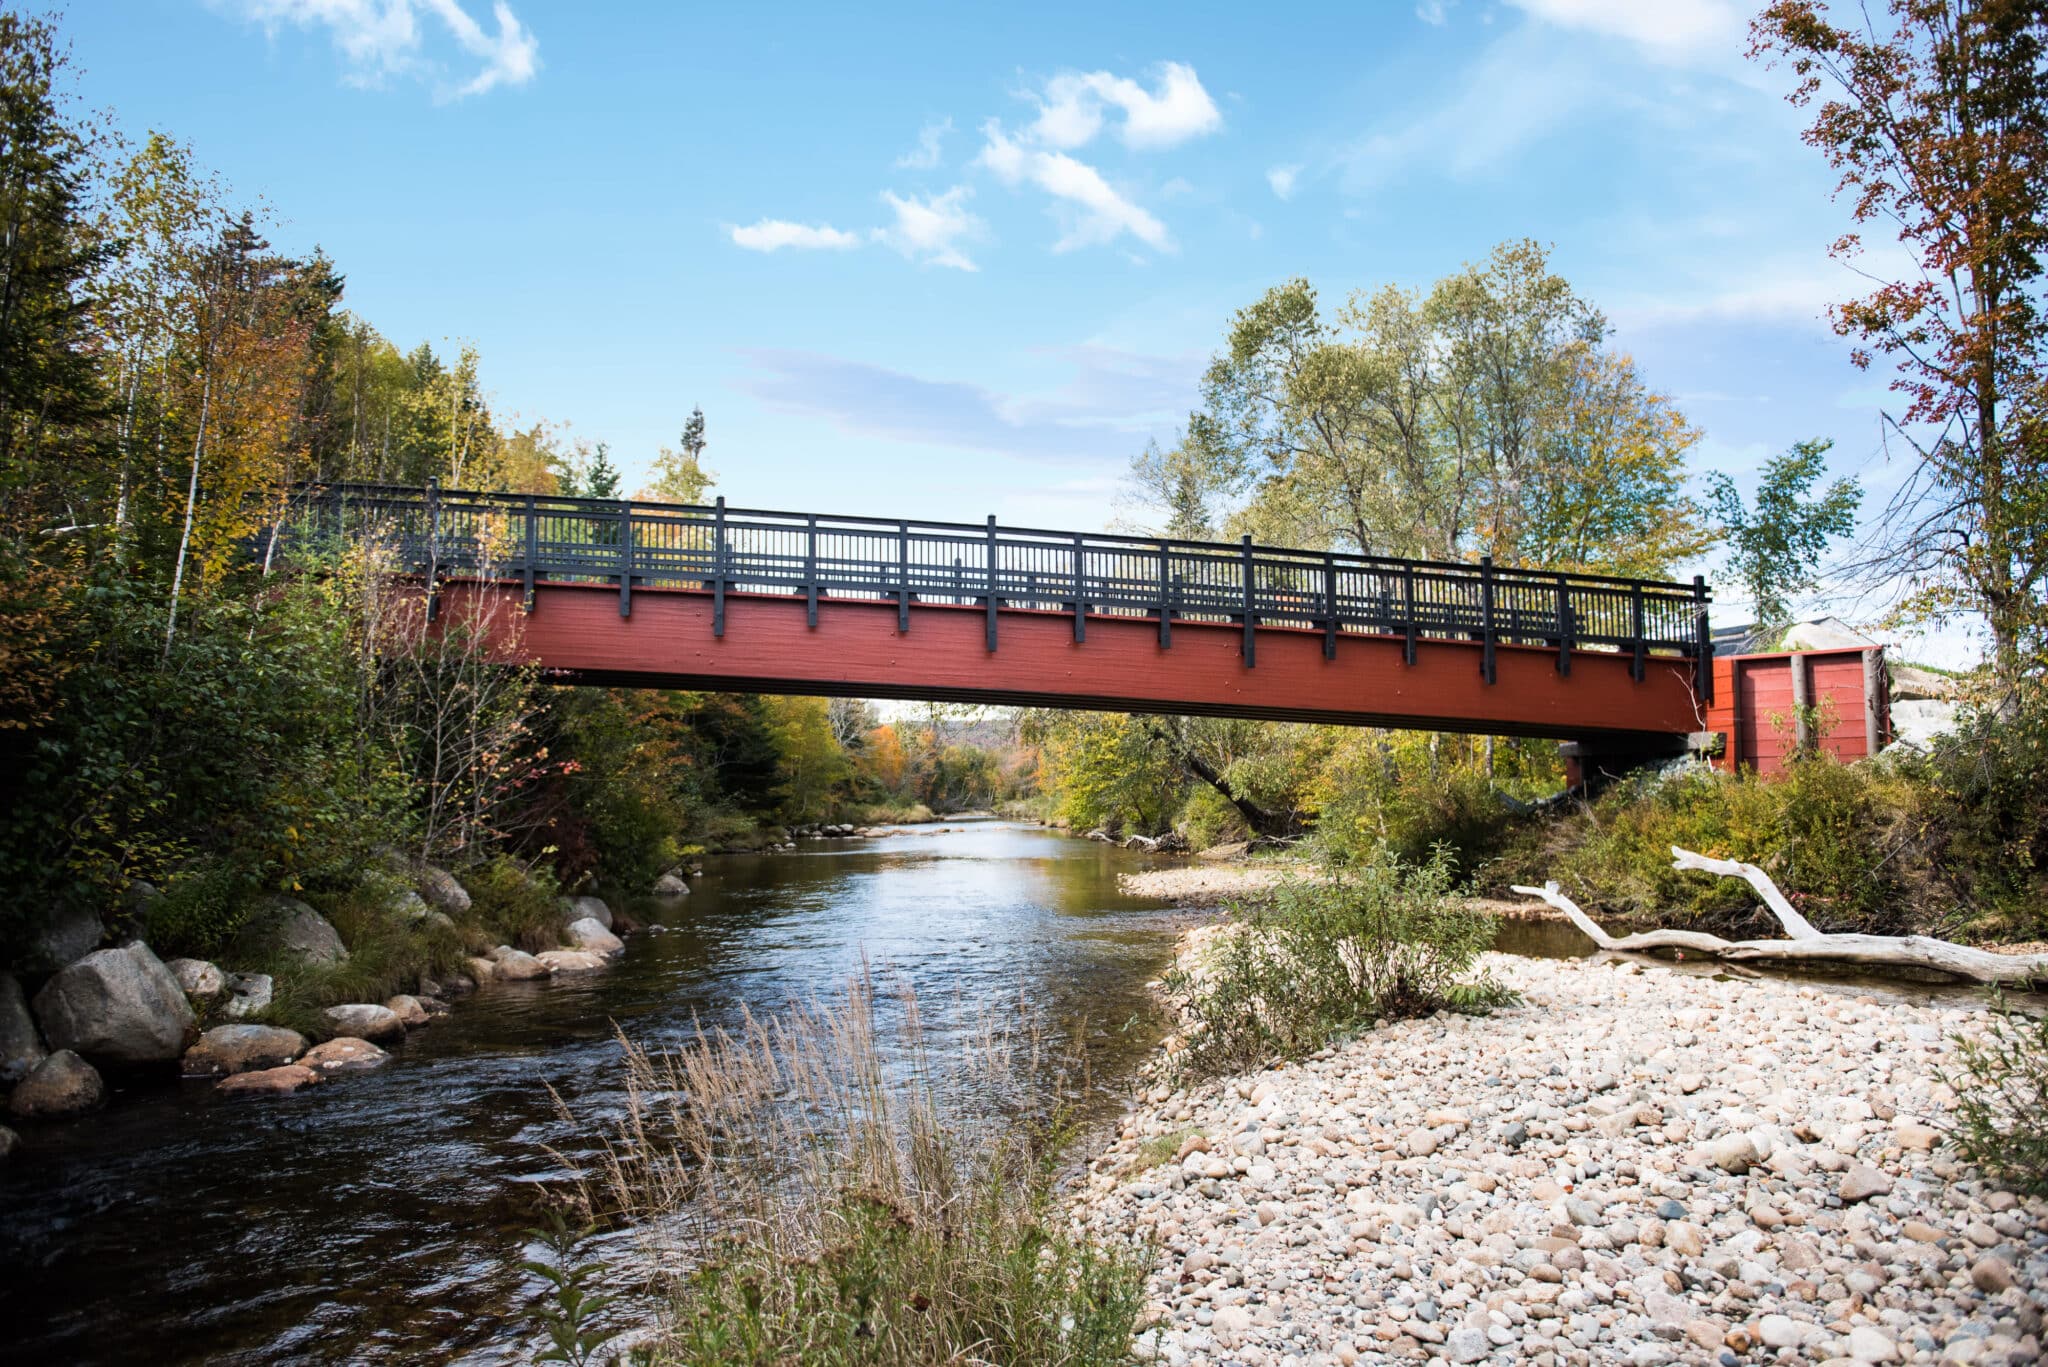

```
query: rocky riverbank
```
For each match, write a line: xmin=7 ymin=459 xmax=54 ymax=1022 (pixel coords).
xmin=1070 ymin=952 xmax=2046 ymax=1367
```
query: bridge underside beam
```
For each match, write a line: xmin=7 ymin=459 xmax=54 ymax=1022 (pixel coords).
xmin=445 ymin=581 xmax=1702 ymax=744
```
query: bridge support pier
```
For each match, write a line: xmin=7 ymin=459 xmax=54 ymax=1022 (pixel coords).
xmin=1559 ymin=733 xmax=1716 ymax=794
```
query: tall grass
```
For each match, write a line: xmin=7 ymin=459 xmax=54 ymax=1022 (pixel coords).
xmin=1944 ymin=995 xmax=2048 ymax=1196
xmin=571 ymin=980 xmax=1148 ymax=1366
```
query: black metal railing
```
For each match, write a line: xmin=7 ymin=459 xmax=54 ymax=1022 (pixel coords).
xmin=275 ymin=482 xmax=1713 ymax=698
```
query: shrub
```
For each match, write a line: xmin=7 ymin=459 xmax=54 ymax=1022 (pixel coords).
xmin=1912 ymin=687 xmax=2048 ymax=939
xmin=1161 ymin=847 xmax=1515 ymax=1078
xmin=1944 ymin=996 xmax=2048 ymax=1196
xmin=254 ymin=875 xmax=472 ymax=1035
xmin=460 ymin=856 xmax=562 ymax=953
xmin=143 ymin=861 xmax=260 ymax=960
xmin=577 ymin=982 xmax=1148 ymax=1367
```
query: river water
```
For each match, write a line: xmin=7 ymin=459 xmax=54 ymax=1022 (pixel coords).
xmin=2 ymin=823 xmax=1240 ymax=1365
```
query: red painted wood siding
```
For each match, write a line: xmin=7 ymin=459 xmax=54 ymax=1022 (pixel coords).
xmin=1709 ymin=647 xmax=1888 ymax=776
xmin=443 ymin=581 xmax=1706 ymax=741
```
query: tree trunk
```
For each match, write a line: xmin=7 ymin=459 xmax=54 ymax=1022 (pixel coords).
xmin=163 ymin=366 xmax=212 ymax=658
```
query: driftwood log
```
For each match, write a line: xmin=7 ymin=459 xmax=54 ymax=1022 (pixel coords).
xmin=1513 ymin=845 xmax=2048 ymax=987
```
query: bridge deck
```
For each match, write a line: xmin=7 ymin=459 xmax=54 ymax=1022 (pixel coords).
xmin=282 ymin=483 xmax=1713 ymax=742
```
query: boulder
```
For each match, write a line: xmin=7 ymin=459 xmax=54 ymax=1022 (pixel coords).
xmin=417 ymin=865 xmax=472 ymax=915
xmin=300 ymin=1036 xmax=388 ymax=1075
xmin=180 ymin=1024 xmax=307 ymax=1077
xmin=422 ymin=910 xmax=457 ymax=935
xmin=216 ymin=1064 xmax=318 ymax=1098
xmin=0 ymin=1124 xmax=18 ymax=1159
xmin=231 ymin=895 xmax=348 ymax=967
xmin=465 ymin=956 xmax=499 ymax=984
xmin=534 ymin=949 xmax=607 ymax=974
xmin=1 ymin=973 xmax=47 ymax=1085
xmin=559 ymin=895 xmax=613 ymax=930
xmin=651 ymin=871 xmax=689 ymax=896
xmin=166 ymin=958 xmax=226 ymax=1000
xmin=32 ymin=942 xmax=195 ymax=1063
xmin=321 ymin=1004 xmax=405 ymax=1042
xmin=390 ymin=889 xmax=433 ymax=923
xmin=9 ymin=1050 xmax=105 ymax=1118
xmin=223 ymin=973 xmax=273 ymax=1020
xmin=490 ymin=946 xmax=550 ymax=981
xmin=383 ymin=995 xmax=429 ymax=1029
xmin=21 ymin=903 xmax=105 ymax=973
xmin=565 ymin=917 xmax=625 ymax=956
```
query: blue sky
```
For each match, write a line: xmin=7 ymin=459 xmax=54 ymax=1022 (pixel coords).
xmin=66 ymin=1 xmax=1957 ymax=651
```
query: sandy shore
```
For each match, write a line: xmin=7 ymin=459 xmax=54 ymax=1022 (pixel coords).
xmin=1071 ymin=952 xmax=2046 ymax=1366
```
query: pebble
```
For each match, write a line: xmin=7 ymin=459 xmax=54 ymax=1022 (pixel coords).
xmin=1067 ymin=953 xmax=2048 ymax=1367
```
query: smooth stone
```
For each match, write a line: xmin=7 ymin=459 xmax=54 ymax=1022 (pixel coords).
xmin=300 ymin=1037 xmax=388 ymax=1074
xmin=1711 ymin=1134 xmax=1759 ymax=1174
xmin=490 ymin=947 xmax=550 ymax=981
xmin=1848 ymin=1325 xmax=1898 ymax=1363
xmin=222 ymin=972 xmax=272 ymax=1020
xmin=321 ymin=1004 xmax=405 ymax=1042
xmin=230 ymin=894 xmax=348 ymax=966
xmin=562 ymin=895 xmax=612 ymax=931
xmin=216 ymin=1063 xmax=318 ymax=1097
xmin=22 ymin=902 xmax=104 ymax=972
xmin=1758 ymin=1314 xmax=1820 ymax=1350
xmin=651 ymin=871 xmax=688 ymax=896
xmin=8 ymin=1049 xmax=105 ymax=1118
xmin=0 ymin=1123 xmax=18 ymax=1159
xmin=416 ymin=865 xmax=471 ymax=915
xmin=465 ymin=955 xmax=499 ymax=984
xmin=165 ymin=958 xmax=226 ymax=999
xmin=534 ymin=949 xmax=607 ymax=974
xmin=1839 ymin=1164 xmax=1892 ymax=1203
xmin=1968 ymin=1256 xmax=2015 ymax=1293
xmin=382 ymin=995 xmax=429 ymax=1029
xmin=32 ymin=942 xmax=194 ymax=1063
xmin=180 ymin=1024 xmax=307 ymax=1077
xmin=1446 ymin=1325 xmax=1491 ymax=1364
xmin=564 ymin=917 xmax=624 ymax=956
xmin=0 ymin=972 xmax=48 ymax=1084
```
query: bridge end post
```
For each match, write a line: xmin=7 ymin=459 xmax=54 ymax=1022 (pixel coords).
xmin=1240 ymin=534 xmax=1256 ymax=668
xmin=1693 ymin=574 xmax=1712 ymax=703
xmin=712 ymin=496 xmax=726 ymax=638
xmin=618 ymin=500 xmax=633 ymax=619
xmin=985 ymin=515 xmax=998 ymax=653
xmin=1071 ymin=533 xmax=1087 ymax=643
xmin=1479 ymin=554 xmax=1496 ymax=684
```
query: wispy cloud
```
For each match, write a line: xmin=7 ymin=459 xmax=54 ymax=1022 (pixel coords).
xmin=874 ymin=187 xmax=985 ymax=270
xmin=213 ymin=0 xmax=539 ymax=99
xmin=1266 ymin=163 xmax=1300 ymax=199
xmin=895 ymin=117 xmax=953 ymax=170
xmin=1504 ymin=0 xmax=1744 ymax=62
xmin=978 ymin=124 xmax=1169 ymax=252
xmin=1416 ymin=0 xmax=1452 ymax=24
xmin=734 ymin=344 xmax=1197 ymax=463
xmin=1023 ymin=61 xmax=1222 ymax=151
xmin=728 ymin=219 xmax=863 ymax=252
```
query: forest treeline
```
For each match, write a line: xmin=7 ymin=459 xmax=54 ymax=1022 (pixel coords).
xmin=0 ymin=14 xmax=1024 ymax=965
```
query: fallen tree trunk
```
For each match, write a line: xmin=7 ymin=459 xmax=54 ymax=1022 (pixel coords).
xmin=1513 ymin=845 xmax=2048 ymax=987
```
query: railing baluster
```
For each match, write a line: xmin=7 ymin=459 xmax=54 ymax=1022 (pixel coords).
xmin=619 ymin=500 xmax=634 ymax=618
xmin=897 ymin=520 xmax=910 ymax=632
xmin=1323 ymin=554 xmax=1339 ymax=660
xmin=522 ymin=491 xmax=537 ymax=613
xmin=1479 ymin=554 xmax=1496 ymax=684
xmin=1631 ymin=582 xmax=1646 ymax=682
xmin=985 ymin=515 xmax=998 ymax=652
xmin=1157 ymin=539 xmax=1172 ymax=648
xmin=805 ymin=514 xmax=818 ymax=628
xmin=1240 ymin=535 xmax=1256 ymax=667
xmin=1694 ymin=575 xmax=1712 ymax=703
xmin=1071 ymin=533 xmax=1087 ymax=643
xmin=1555 ymin=573 xmax=1570 ymax=676
xmin=1402 ymin=562 xmax=1418 ymax=665
xmin=712 ymin=496 xmax=726 ymax=638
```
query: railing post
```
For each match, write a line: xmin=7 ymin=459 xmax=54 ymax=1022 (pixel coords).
xmin=1555 ymin=573 xmax=1571 ymax=676
xmin=985 ymin=515 xmax=998 ymax=653
xmin=425 ymin=476 xmax=441 ymax=623
xmin=897 ymin=520 xmax=910 ymax=633
xmin=1240 ymin=535 xmax=1257 ymax=668
xmin=1323 ymin=554 xmax=1339 ymax=661
xmin=522 ymin=491 xmax=537 ymax=613
xmin=1402 ymin=562 xmax=1417 ymax=666
xmin=1479 ymin=554 xmax=1496 ymax=684
xmin=1693 ymin=574 xmax=1712 ymax=703
xmin=618 ymin=499 xmax=634 ymax=619
xmin=1157 ymin=539 xmax=1172 ymax=649
xmin=712 ymin=495 xmax=726 ymax=638
xmin=1071 ymin=532 xmax=1087 ymax=644
xmin=1631 ymin=581 xmax=1646 ymax=682
xmin=805 ymin=514 xmax=819 ymax=628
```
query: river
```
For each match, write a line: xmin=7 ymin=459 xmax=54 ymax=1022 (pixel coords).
xmin=1 ymin=822 xmax=1233 ymax=1364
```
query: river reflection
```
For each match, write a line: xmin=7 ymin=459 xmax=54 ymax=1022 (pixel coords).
xmin=1 ymin=822 xmax=1192 ymax=1366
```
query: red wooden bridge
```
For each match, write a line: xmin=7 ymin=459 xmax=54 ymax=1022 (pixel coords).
xmin=289 ymin=484 xmax=1717 ymax=751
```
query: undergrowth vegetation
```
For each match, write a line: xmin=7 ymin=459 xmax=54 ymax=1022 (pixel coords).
xmin=1162 ymin=848 xmax=1515 ymax=1079
xmin=568 ymin=982 xmax=1149 ymax=1367
xmin=1944 ymin=996 xmax=2048 ymax=1197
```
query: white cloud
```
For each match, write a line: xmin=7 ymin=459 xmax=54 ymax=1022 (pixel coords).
xmin=874 ymin=187 xmax=985 ymax=270
xmin=728 ymin=219 xmax=863 ymax=252
xmin=1504 ymin=0 xmax=1742 ymax=58
xmin=1024 ymin=61 xmax=1222 ymax=151
xmin=1266 ymin=163 xmax=1300 ymax=199
xmin=215 ymin=0 xmax=538 ymax=99
xmin=1416 ymin=0 xmax=1452 ymax=23
xmin=978 ymin=124 xmax=1169 ymax=253
xmin=895 ymin=117 xmax=953 ymax=170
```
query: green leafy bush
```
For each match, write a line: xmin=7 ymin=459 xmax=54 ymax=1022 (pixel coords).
xmin=1944 ymin=996 xmax=2048 ymax=1196
xmin=1912 ymin=687 xmax=2048 ymax=939
xmin=1162 ymin=847 xmax=1515 ymax=1078
xmin=143 ymin=862 xmax=259 ymax=960
xmin=461 ymin=856 xmax=562 ymax=953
